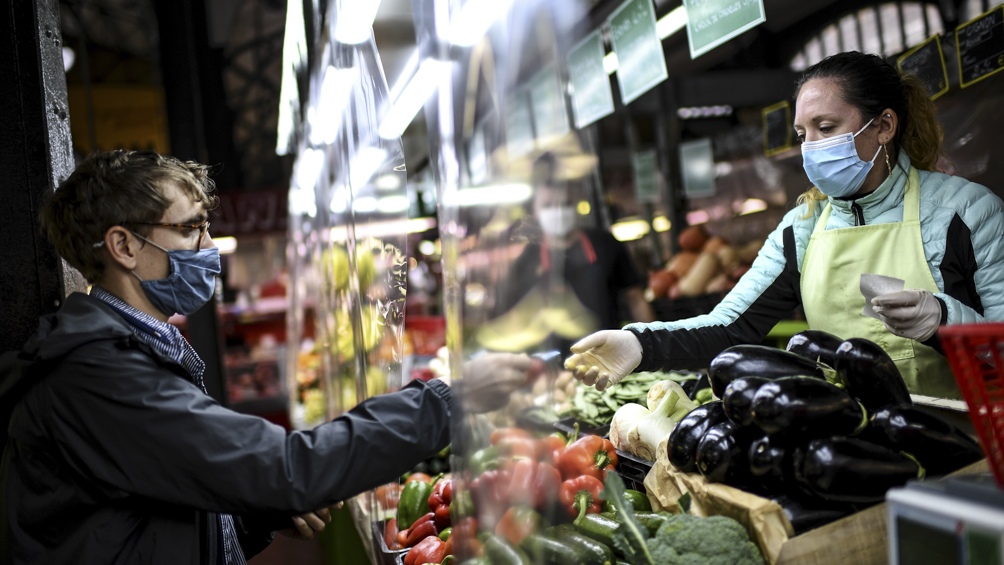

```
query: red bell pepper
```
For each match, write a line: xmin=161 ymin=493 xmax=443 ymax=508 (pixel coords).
xmin=403 ymin=512 xmax=439 ymax=547
xmin=428 ymin=478 xmax=453 ymax=528
xmin=504 ymin=459 xmax=562 ymax=509
xmin=449 ymin=516 xmax=481 ymax=560
xmin=493 ymin=506 xmax=542 ymax=546
xmin=403 ymin=534 xmax=447 ymax=565
xmin=556 ymin=435 xmax=618 ymax=481
xmin=558 ymin=475 xmax=605 ymax=519
xmin=469 ymin=468 xmax=511 ymax=530
xmin=383 ymin=517 xmax=401 ymax=550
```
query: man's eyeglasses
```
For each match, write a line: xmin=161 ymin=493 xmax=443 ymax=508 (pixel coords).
xmin=130 ymin=221 xmax=211 ymax=250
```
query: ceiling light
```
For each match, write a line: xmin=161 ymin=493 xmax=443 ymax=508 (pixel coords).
xmin=736 ymin=198 xmax=768 ymax=216
xmin=214 ymin=237 xmax=238 ymax=255
xmin=686 ymin=210 xmax=710 ymax=225
xmin=656 ymin=6 xmax=687 ymax=39
xmin=333 ymin=0 xmax=383 ymax=44
xmin=442 ymin=183 xmax=533 ymax=207
xmin=448 ymin=0 xmax=515 ymax=47
xmin=611 ymin=219 xmax=651 ymax=242
xmin=652 ymin=215 xmax=671 ymax=232
xmin=378 ymin=58 xmax=449 ymax=140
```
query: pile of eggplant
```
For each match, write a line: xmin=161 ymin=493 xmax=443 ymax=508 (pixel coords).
xmin=667 ymin=331 xmax=985 ymax=534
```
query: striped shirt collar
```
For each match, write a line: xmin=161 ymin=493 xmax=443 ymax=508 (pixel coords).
xmin=90 ymin=286 xmax=206 ymax=388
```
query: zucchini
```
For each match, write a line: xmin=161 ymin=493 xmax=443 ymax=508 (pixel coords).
xmin=481 ymin=533 xmax=531 ymax=565
xmin=573 ymin=512 xmax=620 ymax=548
xmin=520 ymin=533 xmax=576 ymax=565
xmin=546 ymin=524 xmax=615 ymax=565
xmin=628 ymin=511 xmax=670 ymax=536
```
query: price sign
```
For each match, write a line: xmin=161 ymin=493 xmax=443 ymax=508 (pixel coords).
xmin=897 ymin=35 xmax=950 ymax=100
xmin=567 ymin=30 xmax=616 ymax=129
xmin=529 ymin=64 xmax=570 ymax=144
xmin=680 ymin=138 xmax=716 ymax=199
xmin=633 ymin=150 xmax=660 ymax=203
xmin=762 ymin=100 xmax=791 ymax=157
xmin=955 ymin=6 xmax=1004 ymax=88
xmin=505 ymin=89 xmax=535 ymax=158
xmin=683 ymin=0 xmax=766 ymax=59
xmin=608 ymin=0 xmax=668 ymax=105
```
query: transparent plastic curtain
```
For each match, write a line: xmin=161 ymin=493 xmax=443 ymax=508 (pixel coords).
xmin=284 ymin=1 xmax=411 ymax=560
xmin=416 ymin=0 xmax=595 ymax=557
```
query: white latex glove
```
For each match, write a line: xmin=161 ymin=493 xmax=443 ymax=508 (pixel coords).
xmin=871 ymin=289 xmax=942 ymax=341
xmin=563 ymin=330 xmax=643 ymax=391
xmin=459 ymin=352 xmax=532 ymax=413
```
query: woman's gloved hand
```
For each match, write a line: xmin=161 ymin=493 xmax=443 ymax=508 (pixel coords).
xmin=871 ymin=289 xmax=942 ymax=341
xmin=564 ymin=330 xmax=643 ymax=391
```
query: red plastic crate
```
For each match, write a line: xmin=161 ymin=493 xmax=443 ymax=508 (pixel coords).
xmin=939 ymin=323 xmax=1004 ymax=486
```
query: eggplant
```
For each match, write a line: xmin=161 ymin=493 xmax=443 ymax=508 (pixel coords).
xmin=864 ymin=404 xmax=984 ymax=476
xmin=708 ymin=344 xmax=825 ymax=398
xmin=667 ymin=401 xmax=729 ymax=472
xmin=793 ymin=436 xmax=923 ymax=504
xmin=748 ymin=435 xmax=791 ymax=483
xmin=750 ymin=376 xmax=867 ymax=438
xmin=721 ymin=376 xmax=771 ymax=427
xmin=833 ymin=338 xmax=912 ymax=411
xmin=695 ymin=420 xmax=758 ymax=485
xmin=771 ymin=494 xmax=856 ymax=535
xmin=785 ymin=330 xmax=844 ymax=368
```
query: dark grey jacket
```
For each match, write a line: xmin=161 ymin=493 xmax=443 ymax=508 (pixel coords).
xmin=0 ymin=292 xmax=452 ymax=564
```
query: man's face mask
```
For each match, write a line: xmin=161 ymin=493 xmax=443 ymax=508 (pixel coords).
xmin=801 ymin=116 xmax=883 ymax=198
xmin=539 ymin=206 xmax=578 ymax=237
xmin=131 ymin=232 xmax=221 ymax=316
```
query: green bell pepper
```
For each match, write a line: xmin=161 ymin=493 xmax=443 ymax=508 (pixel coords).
xmin=467 ymin=446 xmax=498 ymax=476
xmin=601 ymin=488 xmax=651 ymax=514
xmin=397 ymin=476 xmax=439 ymax=530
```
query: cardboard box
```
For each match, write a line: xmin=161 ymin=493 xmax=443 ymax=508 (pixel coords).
xmin=644 ymin=437 xmax=988 ymax=565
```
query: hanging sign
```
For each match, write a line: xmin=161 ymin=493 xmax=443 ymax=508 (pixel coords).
xmin=609 ymin=0 xmax=669 ymax=105
xmin=683 ymin=0 xmax=766 ymax=59
xmin=679 ymin=138 xmax=716 ymax=199
xmin=505 ymin=89 xmax=535 ymax=158
xmin=633 ymin=150 xmax=660 ymax=203
xmin=567 ymin=30 xmax=616 ymax=129
xmin=762 ymin=100 xmax=791 ymax=157
xmin=955 ymin=5 xmax=1004 ymax=88
xmin=897 ymin=35 xmax=949 ymax=100
xmin=529 ymin=63 xmax=570 ymax=145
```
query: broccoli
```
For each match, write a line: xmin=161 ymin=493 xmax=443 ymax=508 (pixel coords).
xmin=645 ymin=514 xmax=765 ymax=565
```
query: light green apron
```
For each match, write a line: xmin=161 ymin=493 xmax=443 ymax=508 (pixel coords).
xmin=800 ymin=167 xmax=958 ymax=398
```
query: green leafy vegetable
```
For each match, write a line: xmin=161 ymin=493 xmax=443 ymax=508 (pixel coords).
xmin=603 ymin=473 xmax=655 ymax=565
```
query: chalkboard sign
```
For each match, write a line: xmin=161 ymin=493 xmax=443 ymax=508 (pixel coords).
xmin=897 ymin=35 xmax=950 ymax=100
xmin=567 ymin=30 xmax=616 ymax=129
xmin=955 ymin=5 xmax=1004 ymax=88
xmin=608 ymin=0 xmax=668 ymax=105
xmin=680 ymin=138 xmax=716 ymax=199
xmin=633 ymin=150 xmax=659 ymax=203
xmin=683 ymin=0 xmax=766 ymax=59
xmin=761 ymin=100 xmax=791 ymax=157
xmin=529 ymin=64 xmax=570 ymax=145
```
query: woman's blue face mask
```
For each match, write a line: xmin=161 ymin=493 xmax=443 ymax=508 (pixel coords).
xmin=131 ymin=232 xmax=221 ymax=316
xmin=801 ymin=117 xmax=882 ymax=198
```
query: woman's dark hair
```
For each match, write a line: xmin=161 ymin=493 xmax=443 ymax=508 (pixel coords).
xmin=794 ymin=51 xmax=943 ymax=208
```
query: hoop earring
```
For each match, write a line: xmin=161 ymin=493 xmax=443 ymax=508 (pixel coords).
xmin=883 ymin=144 xmax=891 ymax=175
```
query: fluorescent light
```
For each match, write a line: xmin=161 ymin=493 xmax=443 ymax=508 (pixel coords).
xmin=333 ymin=0 xmax=382 ymax=44
xmin=448 ymin=0 xmax=515 ymax=47
xmin=653 ymin=215 xmax=672 ymax=232
xmin=294 ymin=148 xmax=325 ymax=192
xmin=309 ymin=66 xmax=357 ymax=145
xmin=375 ymin=173 xmax=403 ymax=191
xmin=352 ymin=196 xmax=379 ymax=213
xmin=377 ymin=195 xmax=411 ymax=214
xmin=442 ymin=183 xmax=533 ymax=207
xmin=378 ymin=59 xmax=448 ymax=140
xmin=388 ymin=49 xmax=420 ymax=103
xmin=603 ymin=52 xmax=618 ymax=75
xmin=329 ymin=217 xmax=437 ymax=241
xmin=62 ymin=47 xmax=75 ymax=71
xmin=656 ymin=6 xmax=687 ymax=39
xmin=611 ymin=219 xmax=651 ymax=242
xmin=349 ymin=146 xmax=388 ymax=190
xmin=214 ymin=236 xmax=238 ymax=255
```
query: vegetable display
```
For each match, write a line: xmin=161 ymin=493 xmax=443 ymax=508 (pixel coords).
xmin=558 ymin=371 xmax=700 ymax=430
xmin=667 ymin=333 xmax=983 ymax=520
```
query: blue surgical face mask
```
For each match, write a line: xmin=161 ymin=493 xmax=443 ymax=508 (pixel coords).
xmin=801 ymin=117 xmax=882 ymax=198
xmin=131 ymin=232 xmax=221 ymax=316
